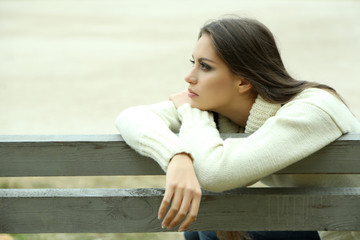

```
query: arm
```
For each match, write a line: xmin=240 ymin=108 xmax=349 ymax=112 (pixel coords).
xmin=115 ymin=100 xmax=201 ymax=231
xmin=115 ymin=101 xmax=191 ymax=171
xmin=177 ymin=101 xmax=343 ymax=192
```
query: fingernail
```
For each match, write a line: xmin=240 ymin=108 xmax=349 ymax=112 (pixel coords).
xmin=161 ymin=224 xmax=167 ymax=229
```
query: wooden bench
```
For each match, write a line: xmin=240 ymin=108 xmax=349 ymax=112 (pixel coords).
xmin=0 ymin=134 xmax=359 ymax=233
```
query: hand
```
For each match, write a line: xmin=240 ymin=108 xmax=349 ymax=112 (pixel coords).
xmin=158 ymin=153 xmax=202 ymax=232
xmin=169 ymin=90 xmax=191 ymax=109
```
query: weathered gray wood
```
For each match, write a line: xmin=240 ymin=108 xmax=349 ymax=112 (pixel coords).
xmin=0 ymin=134 xmax=359 ymax=177
xmin=0 ymin=187 xmax=359 ymax=233
xmin=0 ymin=134 xmax=164 ymax=177
xmin=0 ymin=134 xmax=359 ymax=234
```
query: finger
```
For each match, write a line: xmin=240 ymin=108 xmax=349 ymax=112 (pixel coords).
xmin=178 ymin=200 xmax=200 ymax=231
xmin=161 ymin=188 xmax=183 ymax=229
xmin=178 ymin=191 xmax=201 ymax=232
xmin=167 ymin=192 xmax=192 ymax=229
xmin=158 ymin=187 xmax=174 ymax=220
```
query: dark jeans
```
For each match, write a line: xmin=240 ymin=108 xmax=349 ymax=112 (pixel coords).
xmin=184 ymin=231 xmax=320 ymax=240
xmin=184 ymin=231 xmax=219 ymax=240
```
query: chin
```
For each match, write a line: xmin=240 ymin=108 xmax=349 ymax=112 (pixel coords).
xmin=192 ymin=104 xmax=210 ymax=111
xmin=189 ymin=100 xmax=212 ymax=111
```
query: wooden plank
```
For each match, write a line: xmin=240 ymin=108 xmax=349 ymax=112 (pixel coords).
xmin=0 ymin=135 xmax=164 ymax=177
xmin=0 ymin=134 xmax=359 ymax=177
xmin=0 ymin=188 xmax=359 ymax=233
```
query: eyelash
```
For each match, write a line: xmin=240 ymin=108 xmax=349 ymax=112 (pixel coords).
xmin=189 ymin=59 xmax=212 ymax=71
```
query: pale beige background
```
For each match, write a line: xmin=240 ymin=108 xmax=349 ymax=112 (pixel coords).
xmin=0 ymin=0 xmax=359 ymax=135
xmin=0 ymin=1 xmax=359 ymax=239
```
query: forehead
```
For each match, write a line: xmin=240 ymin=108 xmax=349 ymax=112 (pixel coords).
xmin=193 ymin=34 xmax=218 ymax=60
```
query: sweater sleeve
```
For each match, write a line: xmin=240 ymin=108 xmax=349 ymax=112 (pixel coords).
xmin=177 ymin=101 xmax=343 ymax=192
xmin=115 ymin=101 xmax=191 ymax=171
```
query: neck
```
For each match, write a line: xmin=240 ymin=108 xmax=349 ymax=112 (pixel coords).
xmin=213 ymin=93 xmax=257 ymax=128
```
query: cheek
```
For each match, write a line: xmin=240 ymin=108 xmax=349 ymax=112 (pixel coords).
xmin=202 ymin=73 xmax=225 ymax=90
xmin=204 ymin=76 xmax=234 ymax=98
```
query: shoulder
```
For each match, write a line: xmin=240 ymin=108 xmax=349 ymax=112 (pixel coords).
xmin=292 ymin=87 xmax=340 ymax=104
xmin=282 ymin=88 xmax=345 ymax=113
xmin=274 ymin=88 xmax=343 ymax=125
xmin=279 ymin=88 xmax=359 ymax=133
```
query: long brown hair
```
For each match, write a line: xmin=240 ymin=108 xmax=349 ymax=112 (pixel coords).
xmin=199 ymin=16 xmax=340 ymax=104
xmin=201 ymin=16 xmax=343 ymax=240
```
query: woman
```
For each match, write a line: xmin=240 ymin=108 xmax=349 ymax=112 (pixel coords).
xmin=115 ymin=16 xmax=360 ymax=240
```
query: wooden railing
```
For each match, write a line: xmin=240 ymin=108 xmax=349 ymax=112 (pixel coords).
xmin=0 ymin=134 xmax=359 ymax=233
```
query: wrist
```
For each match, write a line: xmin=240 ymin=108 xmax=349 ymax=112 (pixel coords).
xmin=170 ymin=152 xmax=193 ymax=163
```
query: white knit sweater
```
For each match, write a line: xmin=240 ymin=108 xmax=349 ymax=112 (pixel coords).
xmin=115 ymin=88 xmax=360 ymax=240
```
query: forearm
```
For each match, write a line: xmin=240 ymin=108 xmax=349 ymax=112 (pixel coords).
xmin=115 ymin=101 xmax=191 ymax=171
xmin=177 ymin=103 xmax=342 ymax=192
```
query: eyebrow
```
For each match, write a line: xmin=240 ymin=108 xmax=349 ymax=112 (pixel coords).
xmin=192 ymin=55 xmax=217 ymax=64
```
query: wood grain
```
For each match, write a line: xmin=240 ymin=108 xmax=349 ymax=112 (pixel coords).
xmin=0 ymin=188 xmax=359 ymax=233
xmin=0 ymin=134 xmax=359 ymax=177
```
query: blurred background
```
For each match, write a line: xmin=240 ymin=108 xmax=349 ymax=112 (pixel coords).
xmin=0 ymin=0 xmax=359 ymax=239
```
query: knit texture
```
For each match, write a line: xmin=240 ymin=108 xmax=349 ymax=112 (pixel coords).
xmin=115 ymin=102 xmax=191 ymax=172
xmin=244 ymin=95 xmax=281 ymax=133
xmin=116 ymin=88 xmax=360 ymax=240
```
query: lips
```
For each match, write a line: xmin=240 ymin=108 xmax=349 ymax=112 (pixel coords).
xmin=188 ymin=88 xmax=199 ymax=96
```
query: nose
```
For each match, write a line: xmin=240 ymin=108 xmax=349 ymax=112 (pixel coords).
xmin=185 ymin=68 xmax=198 ymax=85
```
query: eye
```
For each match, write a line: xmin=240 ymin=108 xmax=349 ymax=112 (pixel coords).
xmin=200 ymin=62 xmax=212 ymax=71
xmin=189 ymin=58 xmax=213 ymax=71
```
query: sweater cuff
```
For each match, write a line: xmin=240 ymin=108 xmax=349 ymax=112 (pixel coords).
xmin=177 ymin=104 xmax=216 ymax=130
xmin=139 ymin=130 xmax=191 ymax=172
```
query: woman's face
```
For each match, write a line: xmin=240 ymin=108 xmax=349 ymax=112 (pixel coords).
xmin=185 ymin=34 xmax=241 ymax=112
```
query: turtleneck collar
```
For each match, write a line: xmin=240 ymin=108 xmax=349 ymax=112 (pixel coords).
xmin=244 ymin=95 xmax=281 ymax=133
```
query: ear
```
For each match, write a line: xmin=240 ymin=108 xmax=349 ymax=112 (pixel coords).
xmin=237 ymin=77 xmax=252 ymax=94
